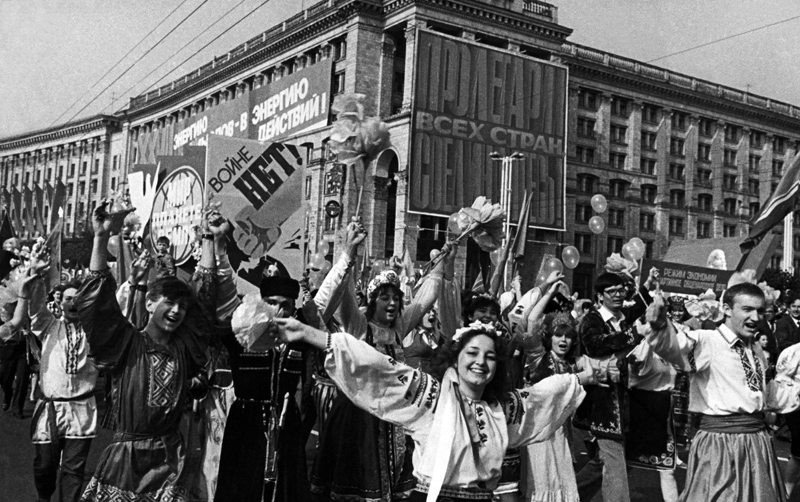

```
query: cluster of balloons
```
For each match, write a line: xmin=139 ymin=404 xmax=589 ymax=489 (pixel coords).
xmin=308 ymin=240 xmax=333 ymax=274
xmin=622 ymin=237 xmax=646 ymax=261
xmin=589 ymin=193 xmax=607 ymax=235
xmin=534 ymin=247 xmax=583 ymax=286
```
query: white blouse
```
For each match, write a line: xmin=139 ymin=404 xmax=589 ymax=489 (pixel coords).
xmin=325 ymin=332 xmax=585 ymax=496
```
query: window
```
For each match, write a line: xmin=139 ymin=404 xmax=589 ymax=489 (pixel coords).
xmin=697 ymin=220 xmax=711 ymax=238
xmin=610 ymin=152 xmax=626 ymax=170
xmin=641 ymin=158 xmax=656 ymax=175
xmin=670 ymin=137 xmax=685 ymax=156
xmin=305 ymin=176 xmax=312 ymax=199
xmin=91 ymin=179 xmax=98 ymax=194
xmin=748 ymin=155 xmax=760 ymax=173
xmin=577 ymin=174 xmax=597 ymax=193
xmin=748 ymin=178 xmax=760 ymax=195
xmin=611 ymin=97 xmax=629 ymax=117
xmin=324 ymin=213 xmax=339 ymax=232
xmin=639 ymin=212 xmax=655 ymax=231
xmin=698 ymin=144 xmax=711 ymax=162
xmin=723 ymin=149 xmax=737 ymax=167
xmin=93 ymin=159 xmax=99 ymax=174
xmin=750 ymin=130 xmax=764 ymax=149
xmin=696 ymin=168 xmax=712 ymax=187
xmin=46 ymin=168 xmax=52 ymax=180
xmin=34 ymin=171 xmax=40 ymax=184
xmin=68 ymin=185 xmax=74 ymax=197
xmin=610 ymin=125 xmax=627 ymax=144
xmin=668 ymin=163 xmax=685 ymax=181
xmin=774 ymin=136 xmax=787 ymax=154
xmin=773 ymin=160 xmax=784 ymax=177
xmin=111 ymin=177 xmax=116 ymax=191
xmin=698 ymin=194 xmax=713 ymax=212
xmin=575 ymin=146 xmax=595 ymax=164
xmin=112 ymin=155 xmax=118 ymax=171
xmin=334 ymin=38 xmax=347 ymax=60
xmin=641 ymin=184 xmax=657 ymax=204
xmin=641 ymin=131 xmax=657 ymax=151
xmin=578 ymin=88 xmax=598 ymax=110
xmin=642 ymin=104 xmax=659 ymax=124
xmin=58 ymin=165 xmax=64 ymax=179
xmin=607 ymin=236 xmax=624 ymax=253
xmin=609 ymin=179 xmax=627 ymax=198
xmin=724 ymin=124 xmax=740 ymax=143
xmin=575 ymin=233 xmax=592 ymax=254
xmin=723 ymin=198 xmax=738 ymax=215
xmin=670 ymin=189 xmax=685 ymax=207
xmin=24 ymin=173 xmax=30 ymax=185
xmin=645 ymin=240 xmax=654 ymax=259
xmin=575 ymin=203 xmax=592 ymax=223
xmin=771 ymin=255 xmax=782 ymax=269
xmin=81 ymin=161 xmax=87 ymax=175
xmin=69 ymin=163 xmax=75 ymax=177
xmin=698 ymin=117 xmax=713 ymax=137
xmin=609 ymin=208 xmax=625 ymax=228
xmin=750 ymin=202 xmax=760 ymax=217
xmin=79 ymin=182 xmax=85 ymax=196
xmin=577 ymin=118 xmax=595 ymax=138
xmin=333 ymin=71 xmax=346 ymax=95
xmin=669 ymin=216 xmax=684 ymax=235
xmin=795 ymin=211 xmax=800 ymax=227
xmin=723 ymin=174 xmax=737 ymax=191
xmin=671 ymin=112 xmax=687 ymax=131
xmin=67 ymin=203 xmax=72 ymax=217
xmin=724 ymin=224 xmax=737 ymax=238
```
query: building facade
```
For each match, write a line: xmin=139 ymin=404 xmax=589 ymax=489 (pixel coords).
xmin=3 ymin=0 xmax=800 ymax=294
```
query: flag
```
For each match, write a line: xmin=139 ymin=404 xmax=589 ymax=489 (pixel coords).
xmin=49 ymin=182 xmax=66 ymax=230
xmin=10 ymin=188 xmax=21 ymax=235
xmin=23 ymin=186 xmax=34 ymax=236
xmin=34 ymin=185 xmax=45 ymax=236
xmin=740 ymin=151 xmax=800 ymax=267
xmin=44 ymin=218 xmax=63 ymax=290
xmin=0 ymin=213 xmax=14 ymax=280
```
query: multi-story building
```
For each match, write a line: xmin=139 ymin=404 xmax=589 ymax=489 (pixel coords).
xmin=3 ymin=0 xmax=800 ymax=295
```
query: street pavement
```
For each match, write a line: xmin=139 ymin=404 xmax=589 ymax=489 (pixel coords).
xmin=0 ymin=396 xmax=795 ymax=501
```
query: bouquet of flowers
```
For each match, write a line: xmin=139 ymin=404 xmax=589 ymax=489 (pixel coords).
xmin=604 ymin=253 xmax=637 ymax=277
xmin=451 ymin=196 xmax=506 ymax=252
xmin=684 ymin=290 xmax=724 ymax=323
xmin=328 ymin=93 xmax=391 ymax=166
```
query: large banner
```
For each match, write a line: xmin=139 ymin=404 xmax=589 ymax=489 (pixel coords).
xmin=410 ymin=29 xmax=567 ymax=230
xmin=642 ymin=259 xmax=734 ymax=296
xmin=134 ymin=59 xmax=333 ymax=164
xmin=128 ymin=153 xmax=205 ymax=265
xmin=206 ymin=135 xmax=306 ymax=293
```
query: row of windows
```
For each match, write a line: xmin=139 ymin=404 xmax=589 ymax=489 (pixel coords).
xmin=573 ymin=232 xmax=655 ymax=258
xmin=576 ymin=88 xmax=790 ymax=151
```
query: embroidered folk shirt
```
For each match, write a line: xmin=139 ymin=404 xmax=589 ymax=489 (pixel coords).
xmin=648 ymin=322 xmax=800 ymax=415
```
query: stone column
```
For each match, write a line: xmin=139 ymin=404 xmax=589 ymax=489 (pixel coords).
xmin=401 ymin=21 xmax=419 ymax=113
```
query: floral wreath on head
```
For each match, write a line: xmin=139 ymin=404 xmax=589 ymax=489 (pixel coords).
xmin=452 ymin=320 xmax=497 ymax=344
xmin=367 ymin=269 xmax=401 ymax=298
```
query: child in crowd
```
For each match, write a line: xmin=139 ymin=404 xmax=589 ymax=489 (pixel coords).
xmin=153 ymin=235 xmax=176 ymax=278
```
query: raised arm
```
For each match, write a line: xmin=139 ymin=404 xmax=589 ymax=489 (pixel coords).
xmin=23 ymin=246 xmax=56 ymax=340
xmin=401 ymin=243 xmax=452 ymax=335
xmin=644 ymin=292 xmax=698 ymax=370
xmin=276 ymin=318 xmax=436 ymax=434
xmin=314 ymin=222 xmax=368 ymax=334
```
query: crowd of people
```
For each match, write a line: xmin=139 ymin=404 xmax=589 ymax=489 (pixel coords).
xmin=2 ymin=200 xmax=800 ymax=502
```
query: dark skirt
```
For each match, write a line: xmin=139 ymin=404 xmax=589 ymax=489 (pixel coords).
xmin=311 ymin=393 xmax=415 ymax=502
xmin=214 ymin=400 xmax=310 ymax=502
xmin=625 ymin=388 xmax=676 ymax=470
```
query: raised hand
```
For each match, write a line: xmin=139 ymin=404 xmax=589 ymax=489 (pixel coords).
xmin=543 ymin=270 xmax=565 ymax=292
xmin=130 ymin=250 xmax=152 ymax=283
xmin=204 ymin=203 xmax=232 ymax=239
xmin=645 ymin=291 xmax=668 ymax=330
xmin=344 ymin=221 xmax=367 ymax=255
xmin=28 ymin=244 xmax=51 ymax=277
xmin=94 ymin=199 xmax=133 ymax=237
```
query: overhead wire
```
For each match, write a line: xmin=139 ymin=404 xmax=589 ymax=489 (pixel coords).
xmin=61 ymin=0 xmax=212 ymax=126
xmin=104 ymin=0 xmax=253 ymax=114
xmin=48 ymin=0 xmax=195 ymax=127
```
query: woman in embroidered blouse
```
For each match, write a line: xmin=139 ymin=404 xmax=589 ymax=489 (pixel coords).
xmin=272 ymin=317 xmax=592 ymax=502
xmin=310 ymin=222 xmax=458 ymax=501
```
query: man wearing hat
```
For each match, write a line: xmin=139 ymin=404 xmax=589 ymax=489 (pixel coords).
xmin=211 ymin=245 xmax=311 ymax=502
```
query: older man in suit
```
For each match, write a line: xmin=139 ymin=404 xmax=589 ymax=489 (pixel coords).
xmin=776 ymin=297 xmax=800 ymax=354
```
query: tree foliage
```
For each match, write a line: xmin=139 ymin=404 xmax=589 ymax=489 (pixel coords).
xmin=760 ymin=268 xmax=800 ymax=303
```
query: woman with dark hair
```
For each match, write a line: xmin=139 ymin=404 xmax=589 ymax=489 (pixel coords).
xmin=310 ymin=222 xmax=459 ymax=501
xmin=271 ymin=317 xmax=591 ymax=502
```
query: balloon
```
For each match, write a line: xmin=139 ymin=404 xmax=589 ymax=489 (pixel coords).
xmin=311 ymin=252 xmax=326 ymax=269
xmin=588 ymin=216 xmax=605 ymax=234
xmin=628 ymin=237 xmax=645 ymax=260
xmin=107 ymin=235 xmax=120 ymax=258
xmin=320 ymin=260 xmax=332 ymax=274
xmin=534 ymin=273 xmax=548 ymax=287
xmin=317 ymin=240 xmax=330 ymax=257
xmin=543 ymin=258 xmax=564 ymax=275
xmin=430 ymin=249 xmax=441 ymax=261
xmin=621 ymin=242 xmax=636 ymax=261
xmin=447 ymin=213 xmax=460 ymax=235
xmin=561 ymin=246 xmax=580 ymax=269
xmin=590 ymin=194 xmax=607 ymax=214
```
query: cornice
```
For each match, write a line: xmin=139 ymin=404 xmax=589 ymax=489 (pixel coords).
xmin=0 ymin=115 xmax=120 ymax=152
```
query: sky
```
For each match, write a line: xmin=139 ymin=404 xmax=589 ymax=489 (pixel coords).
xmin=1 ymin=0 xmax=799 ymax=138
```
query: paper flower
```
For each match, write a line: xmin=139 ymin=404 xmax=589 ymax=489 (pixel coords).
xmin=758 ymin=281 xmax=780 ymax=303
xmin=454 ymin=196 xmax=506 ymax=252
xmin=605 ymin=253 xmax=637 ymax=277
xmin=328 ymin=94 xmax=391 ymax=166
xmin=684 ymin=290 xmax=724 ymax=323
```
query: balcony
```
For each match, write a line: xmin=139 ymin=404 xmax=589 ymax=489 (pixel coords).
xmin=522 ymin=0 xmax=557 ymax=21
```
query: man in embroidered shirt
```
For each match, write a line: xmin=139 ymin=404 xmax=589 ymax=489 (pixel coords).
xmin=22 ymin=247 xmax=98 ymax=502
xmin=574 ymin=272 xmax=639 ymax=502
xmin=647 ymin=282 xmax=800 ymax=502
